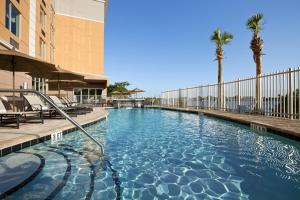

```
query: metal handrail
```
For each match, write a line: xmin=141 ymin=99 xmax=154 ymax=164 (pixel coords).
xmin=0 ymin=89 xmax=105 ymax=155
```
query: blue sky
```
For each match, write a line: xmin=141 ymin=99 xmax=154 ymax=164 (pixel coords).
xmin=104 ymin=0 xmax=300 ymax=96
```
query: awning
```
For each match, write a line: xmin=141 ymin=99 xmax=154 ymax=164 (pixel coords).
xmin=77 ymin=72 xmax=109 ymax=83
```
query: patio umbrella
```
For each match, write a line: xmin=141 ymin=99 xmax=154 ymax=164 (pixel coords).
xmin=111 ymin=91 xmax=122 ymax=95
xmin=129 ymin=88 xmax=145 ymax=98
xmin=28 ymin=66 xmax=84 ymax=97
xmin=111 ymin=91 xmax=128 ymax=99
xmin=129 ymin=88 xmax=145 ymax=93
xmin=0 ymin=49 xmax=57 ymax=110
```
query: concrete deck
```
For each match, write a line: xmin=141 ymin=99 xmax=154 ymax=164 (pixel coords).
xmin=0 ymin=107 xmax=108 ymax=151
xmin=149 ymin=106 xmax=300 ymax=140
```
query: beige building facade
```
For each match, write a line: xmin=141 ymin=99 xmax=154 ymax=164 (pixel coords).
xmin=0 ymin=0 xmax=108 ymax=103
xmin=52 ymin=0 xmax=108 ymax=103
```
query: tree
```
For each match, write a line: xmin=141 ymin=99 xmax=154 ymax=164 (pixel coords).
xmin=107 ymin=81 xmax=130 ymax=96
xmin=210 ymin=28 xmax=233 ymax=109
xmin=246 ymin=13 xmax=264 ymax=111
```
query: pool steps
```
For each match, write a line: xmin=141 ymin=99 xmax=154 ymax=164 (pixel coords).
xmin=0 ymin=89 xmax=105 ymax=156
xmin=0 ymin=117 xmax=106 ymax=158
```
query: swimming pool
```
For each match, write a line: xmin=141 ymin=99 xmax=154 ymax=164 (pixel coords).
xmin=1 ymin=108 xmax=300 ymax=199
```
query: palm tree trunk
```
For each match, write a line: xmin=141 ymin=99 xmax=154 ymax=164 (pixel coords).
xmin=255 ymin=54 xmax=262 ymax=112
xmin=218 ymin=58 xmax=223 ymax=110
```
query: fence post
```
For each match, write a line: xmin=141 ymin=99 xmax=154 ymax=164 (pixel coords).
xmin=172 ymin=91 xmax=175 ymax=107
xmin=223 ymin=82 xmax=226 ymax=111
xmin=186 ymin=89 xmax=188 ymax=108
xmin=184 ymin=89 xmax=186 ymax=108
xmin=288 ymin=68 xmax=294 ymax=119
xmin=167 ymin=92 xmax=170 ymax=107
xmin=208 ymin=84 xmax=210 ymax=110
xmin=196 ymin=87 xmax=199 ymax=109
xmin=179 ymin=89 xmax=182 ymax=107
xmin=237 ymin=79 xmax=241 ymax=107
xmin=217 ymin=83 xmax=221 ymax=110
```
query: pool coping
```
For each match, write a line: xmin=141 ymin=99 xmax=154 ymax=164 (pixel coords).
xmin=147 ymin=106 xmax=300 ymax=141
xmin=0 ymin=114 xmax=108 ymax=158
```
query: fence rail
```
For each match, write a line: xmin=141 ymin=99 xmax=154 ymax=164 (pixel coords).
xmin=161 ymin=67 xmax=300 ymax=119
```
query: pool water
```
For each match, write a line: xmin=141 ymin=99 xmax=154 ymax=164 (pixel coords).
xmin=2 ymin=109 xmax=300 ymax=199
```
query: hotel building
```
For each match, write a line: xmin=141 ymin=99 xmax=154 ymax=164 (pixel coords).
xmin=0 ymin=0 xmax=108 ymax=103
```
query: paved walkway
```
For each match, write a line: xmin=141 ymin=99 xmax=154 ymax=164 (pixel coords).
xmin=0 ymin=107 xmax=108 ymax=150
xmin=149 ymin=106 xmax=300 ymax=140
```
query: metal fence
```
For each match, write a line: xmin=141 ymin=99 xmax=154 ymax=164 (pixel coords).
xmin=161 ymin=67 xmax=300 ymax=119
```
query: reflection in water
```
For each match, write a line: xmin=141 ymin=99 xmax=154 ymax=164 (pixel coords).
xmin=103 ymin=109 xmax=300 ymax=199
xmin=3 ymin=109 xmax=300 ymax=200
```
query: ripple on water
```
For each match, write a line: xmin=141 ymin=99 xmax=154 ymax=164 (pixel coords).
xmin=4 ymin=109 xmax=300 ymax=200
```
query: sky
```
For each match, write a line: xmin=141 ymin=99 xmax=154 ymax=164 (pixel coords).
xmin=104 ymin=0 xmax=300 ymax=97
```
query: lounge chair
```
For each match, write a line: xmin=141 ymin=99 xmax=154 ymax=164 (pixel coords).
xmin=0 ymin=99 xmax=43 ymax=129
xmin=49 ymin=96 xmax=89 ymax=114
xmin=49 ymin=96 xmax=68 ymax=108
xmin=62 ymin=97 xmax=82 ymax=106
xmin=25 ymin=94 xmax=82 ymax=118
xmin=61 ymin=97 xmax=93 ymax=112
xmin=23 ymin=95 xmax=55 ymax=115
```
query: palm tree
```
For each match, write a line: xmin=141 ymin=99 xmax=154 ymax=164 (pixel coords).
xmin=246 ymin=13 xmax=264 ymax=111
xmin=210 ymin=28 xmax=233 ymax=109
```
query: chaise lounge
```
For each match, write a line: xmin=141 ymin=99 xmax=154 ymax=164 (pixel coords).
xmin=0 ymin=99 xmax=43 ymax=129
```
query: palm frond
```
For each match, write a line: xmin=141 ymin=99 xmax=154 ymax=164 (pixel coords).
xmin=222 ymin=32 xmax=234 ymax=45
xmin=210 ymin=28 xmax=222 ymax=47
xmin=210 ymin=28 xmax=233 ymax=48
xmin=246 ymin=13 xmax=264 ymax=35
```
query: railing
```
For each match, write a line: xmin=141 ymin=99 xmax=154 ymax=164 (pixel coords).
xmin=0 ymin=89 xmax=105 ymax=155
xmin=161 ymin=67 xmax=300 ymax=119
xmin=73 ymin=95 xmax=103 ymax=104
xmin=105 ymin=96 xmax=145 ymax=100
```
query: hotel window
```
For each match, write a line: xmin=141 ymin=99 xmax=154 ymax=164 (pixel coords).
xmin=32 ymin=78 xmax=47 ymax=93
xmin=5 ymin=0 xmax=20 ymax=37
xmin=40 ymin=38 xmax=46 ymax=58
xmin=10 ymin=38 xmax=19 ymax=49
xmin=73 ymin=88 xmax=103 ymax=104
xmin=40 ymin=7 xmax=46 ymax=31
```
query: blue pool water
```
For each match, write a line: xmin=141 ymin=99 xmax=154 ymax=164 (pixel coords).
xmin=2 ymin=109 xmax=300 ymax=199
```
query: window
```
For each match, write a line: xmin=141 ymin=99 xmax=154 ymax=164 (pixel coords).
xmin=40 ymin=38 xmax=46 ymax=58
xmin=40 ymin=6 xmax=46 ymax=30
xmin=10 ymin=38 xmax=19 ymax=49
xmin=89 ymin=89 xmax=95 ymax=96
xmin=96 ymin=89 xmax=102 ymax=96
xmin=32 ymin=77 xmax=47 ymax=93
xmin=5 ymin=0 xmax=20 ymax=37
xmin=5 ymin=0 xmax=9 ymax=29
xmin=73 ymin=88 xmax=103 ymax=103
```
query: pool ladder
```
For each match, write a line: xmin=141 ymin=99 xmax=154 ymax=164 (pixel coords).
xmin=0 ymin=89 xmax=105 ymax=156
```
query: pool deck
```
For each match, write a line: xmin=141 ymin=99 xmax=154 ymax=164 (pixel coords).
xmin=147 ymin=106 xmax=300 ymax=140
xmin=0 ymin=107 xmax=108 ymax=156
